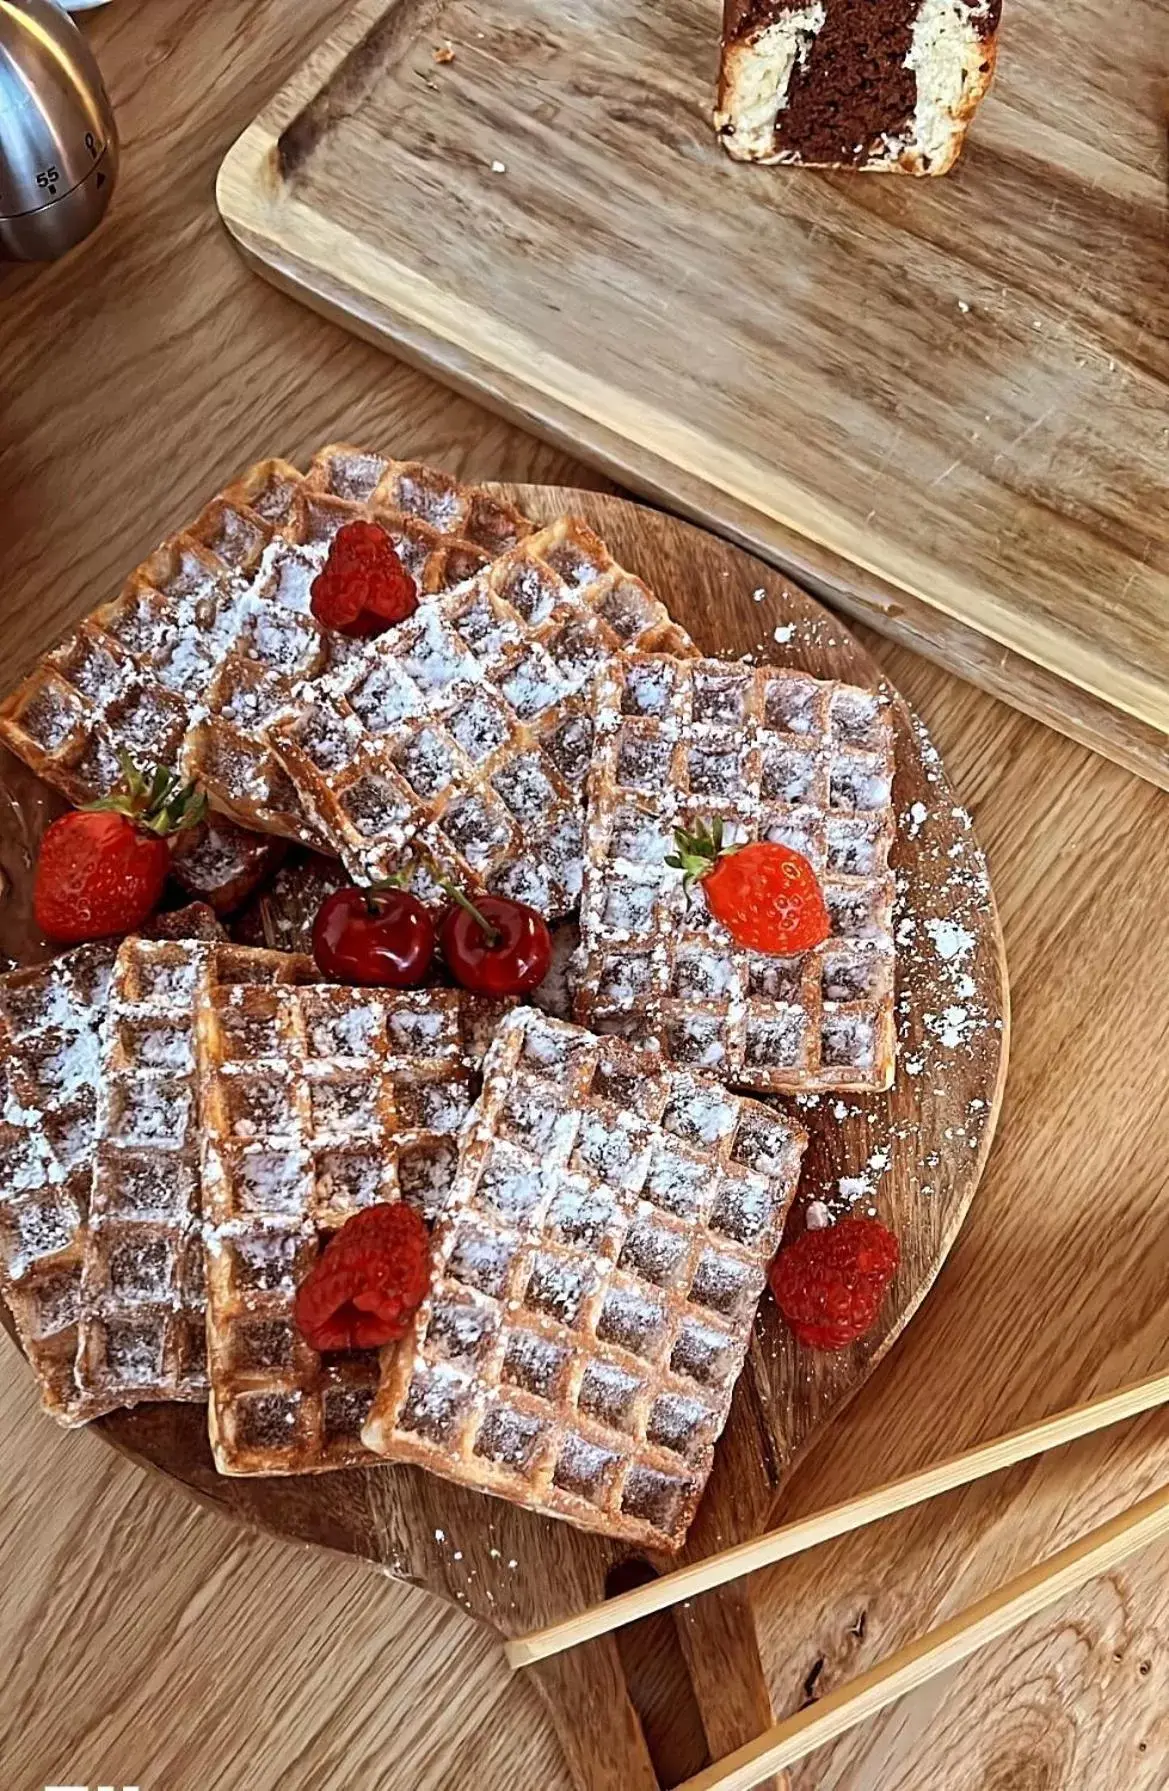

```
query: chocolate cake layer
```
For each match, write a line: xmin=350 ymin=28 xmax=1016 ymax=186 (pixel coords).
xmin=716 ymin=0 xmax=1001 ymax=175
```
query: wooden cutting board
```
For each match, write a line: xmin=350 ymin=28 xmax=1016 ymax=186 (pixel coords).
xmin=0 ymin=488 xmax=1008 ymax=1791
xmin=216 ymin=0 xmax=1169 ymax=793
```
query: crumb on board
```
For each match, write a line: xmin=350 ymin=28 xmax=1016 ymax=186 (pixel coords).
xmin=434 ymin=42 xmax=455 ymax=62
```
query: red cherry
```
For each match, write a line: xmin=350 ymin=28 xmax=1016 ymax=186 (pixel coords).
xmin=439 ymin=892 xmax=552 ymax=998
xmin=312 ymin=885 xmax=436 ymax=987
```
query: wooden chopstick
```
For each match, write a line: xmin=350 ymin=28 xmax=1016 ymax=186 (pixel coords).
xmin=674 ymin=1477 xmax=1169 ymax=1791
xmin=504 ymin=1367 xmax=1169 ymax=1670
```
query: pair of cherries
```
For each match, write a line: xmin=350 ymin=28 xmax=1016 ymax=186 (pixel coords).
xmin=313 ymin=880 xmax=551 ymax=998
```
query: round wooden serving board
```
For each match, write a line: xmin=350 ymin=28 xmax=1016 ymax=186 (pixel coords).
xmin=0 ymin=488 xmax=1008 ymax=1791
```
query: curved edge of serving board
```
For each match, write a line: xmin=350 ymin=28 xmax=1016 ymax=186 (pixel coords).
xmin=763 ymin=886 xmax=1009 ymax=1529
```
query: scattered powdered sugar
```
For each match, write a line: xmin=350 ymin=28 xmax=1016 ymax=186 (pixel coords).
xmin=748 ymin=703 xmax=1002 ymax=1249
xmin=925 ymin=918 xmax=975 ymax=963
xmin=927 ymin=1005 xmax=977 ymax=1050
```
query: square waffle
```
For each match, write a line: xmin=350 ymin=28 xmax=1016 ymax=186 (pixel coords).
xmin=72 ymin=939 xmax=312 ymax=1415
xmin=362 ymin=1008 xmax=808 ymax=1552
xmin=199 ymin=983 xmax=480 ymax=1476
xmin=0 ymin=446 xmax=531 ymax=846
xmin=270 ymin=518 xmax=696 ymax=920
xmin=0 ymin=943 xmax=117 ymax=1423
xmin=575 ymin=652 xmax=897 ymax=1093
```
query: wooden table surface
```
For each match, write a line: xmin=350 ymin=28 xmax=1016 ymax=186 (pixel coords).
xmin=2 ymin=5 xmax=1168 ymax=1789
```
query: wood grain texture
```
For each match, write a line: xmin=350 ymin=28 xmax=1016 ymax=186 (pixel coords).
xmin=217 ymin=0 xmax=1169 ymax=789
xmin=680 ymin=1479 xmax=1169 ymax=1791
xmin=1 ymin=5 xmax=1168 ymax=1789
xmin=510 ymin=1367 xmax=1169 ymax=1670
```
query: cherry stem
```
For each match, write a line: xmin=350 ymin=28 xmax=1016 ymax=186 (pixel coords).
xmin=366 ymin=867 xmax=414 ymax=913
xmin=413 ymin=854 xmax=500 ymax=946
xmin=446 ymin=881 xmax=500 ymax=947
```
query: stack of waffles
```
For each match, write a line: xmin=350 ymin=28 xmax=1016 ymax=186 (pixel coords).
xmin=0 ymin=445 xmax=900 ymax=1552
xmin=0 ymin=446 xmax=534 ymax=844
xmin=0 ymin=932 xmax=496 ymax=1452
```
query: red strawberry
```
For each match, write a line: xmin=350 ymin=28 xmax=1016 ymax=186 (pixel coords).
xmin=310 ymin=520 xmax=418 ymax=639
xmin=34 ymin=758 xmax=207 ymax=944
xmin=769 ymin=1216 xmax=900 ymax=1350
xmin=668 ymin=819 xmax=831 ymax=955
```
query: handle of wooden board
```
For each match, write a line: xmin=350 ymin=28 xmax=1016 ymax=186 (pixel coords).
xmin=528 ymin=1592 xmax=787 ymax=1791
xmin=673 ymin=1477 xmax=1169 ymax=1791
xmin=505 ymin=1366 xmax=1169 ymax=1670
xmin=672 ymin=1583 xmax=786 ymax=1791
xmin=527 ymin=1642 xmax=662 ymax=1791
xmin=670 ymin=1383 xmax=788 ymax=1791
xmin=524 ymin=1382 xmax=788 ymax=1791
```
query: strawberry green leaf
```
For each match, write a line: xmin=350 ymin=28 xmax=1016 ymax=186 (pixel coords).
xmin=668 ymin=819 xmax=730 ymax=889
xmin=87 ymin=759 xmax=208 ymax=837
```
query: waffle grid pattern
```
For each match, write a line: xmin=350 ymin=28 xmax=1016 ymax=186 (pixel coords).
xmin=271 ymin=518 xmax=695 ymax=920
xmin=576 ymin=652 xmax=897 ymax=1093
xmin=0 ymin=944 xmax=117 ymax=1422
xmin=185 ymin=449 xmax=531 ymax=839
xmin=200 ymin=983 xmax=476 ymax=1476
xmin=76 ymin=939 xmax=214 ymax=1412
xmin=363 ymin=1008 xmax=807 ymax=1551
xmin=0 ymin=445 xmax=530 ymax=846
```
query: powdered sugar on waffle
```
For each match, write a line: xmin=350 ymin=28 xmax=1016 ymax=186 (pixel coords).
xmin=269 ymin=519 xmax=695 ymax=919
xmin=0 ymin=447 xmax=531 ymax=843
xmin=362 ymin=1008 xmax=806 ymax=1551
xmin=764 ymin=706 xmax=998 ymax=1235
xmin=676 ymin=604 xmax=999 ymax=1243
xmin=75 ymin=939 xmax=214 ymax=1411
xmin=0 ymin=943 xmax=117 ymax=1422
xmin=576 ymin=651 xmax=897 ymax=1093
xmin=200 ymin=979 xmax=481 ymax=1475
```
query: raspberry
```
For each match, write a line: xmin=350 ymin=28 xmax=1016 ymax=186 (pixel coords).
xmin=769 ymin=1216 xmax=900 ymax=1351
xmin=310 ymin=521 xmax=418 ymax=639
xmin=294 ymin=1201 xmax=431 ymax=1352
